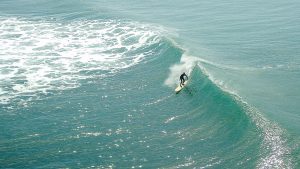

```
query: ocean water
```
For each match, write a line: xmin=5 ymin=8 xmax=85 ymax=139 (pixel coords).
xmin=0 ymin=0 xmax=299 ymax=168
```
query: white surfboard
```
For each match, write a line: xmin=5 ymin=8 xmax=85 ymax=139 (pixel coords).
xmin=175 ymin=81 xmax=188 ymax=94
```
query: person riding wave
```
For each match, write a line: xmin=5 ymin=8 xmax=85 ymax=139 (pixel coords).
xmin=180 ymin=72 xmax=188 ymax=87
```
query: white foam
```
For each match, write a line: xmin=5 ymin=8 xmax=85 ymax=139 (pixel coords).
xmin=0 ymin=17 xmax=162 ymax=104
xmin=164 ymin=116 xmax=179 ymax=124
xmin=164 ymin=52 xmax=240 ymax=96
xmin=164 ymin=54 xmax=198 ymax=87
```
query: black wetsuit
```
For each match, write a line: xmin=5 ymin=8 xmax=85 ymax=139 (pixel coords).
xmin=180 ymin=73 xmax=188 ymax=87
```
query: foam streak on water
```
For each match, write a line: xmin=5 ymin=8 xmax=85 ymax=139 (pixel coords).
xmin=0 ymin=17 xmax=161 ymax=104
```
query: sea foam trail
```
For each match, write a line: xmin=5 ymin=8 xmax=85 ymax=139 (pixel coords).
xmin=0 ymin=17 xmax=162 ymax=104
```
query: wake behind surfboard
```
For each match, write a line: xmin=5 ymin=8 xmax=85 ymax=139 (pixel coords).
xmin=175 ymin=81 xmax=188 ymax=94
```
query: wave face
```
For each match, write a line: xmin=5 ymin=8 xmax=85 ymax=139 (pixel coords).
xmin=0 ymin=0 xmax=299 ymax=169
xmin=164 ymin=63 xmax=292 ymax=168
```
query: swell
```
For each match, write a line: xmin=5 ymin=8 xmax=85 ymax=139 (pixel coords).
xmin=194 ymin=59 xmax=296 ymax=168
xmin=162 ymin=43 xmax=293 ymax=168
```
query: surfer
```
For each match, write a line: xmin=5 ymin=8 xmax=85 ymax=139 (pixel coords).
xmin=180 ymin=72 xmax=188 ymax=87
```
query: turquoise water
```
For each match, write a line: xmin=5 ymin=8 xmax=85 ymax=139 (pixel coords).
xmin=0 ymin=0 xmax=299 ymax=168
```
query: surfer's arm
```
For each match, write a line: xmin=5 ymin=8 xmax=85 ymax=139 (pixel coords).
xmin=185 ymin=74 xmax=188 ymax=80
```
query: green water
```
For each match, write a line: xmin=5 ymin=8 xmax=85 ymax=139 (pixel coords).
xmin=0 ymin=0 xmax=299 ymax=168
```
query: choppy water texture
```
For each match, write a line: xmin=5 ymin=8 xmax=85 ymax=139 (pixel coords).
xmin=0 ymin=0 xmax=299 ymax=168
